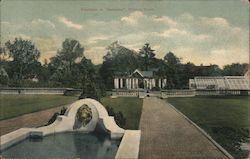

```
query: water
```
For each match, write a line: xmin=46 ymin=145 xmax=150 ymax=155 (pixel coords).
xmin=1 ymin=132 xmax=120 ymax=159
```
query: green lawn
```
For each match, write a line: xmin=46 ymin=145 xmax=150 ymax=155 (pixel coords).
xmin=0 ymin=95 xmax=77 ymax=120
xmin=101 ymin=97 xmax=143 ymax=130
xmin=167 ymin=96 xmax=250 ymax=159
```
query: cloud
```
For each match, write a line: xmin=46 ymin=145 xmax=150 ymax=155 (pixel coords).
xmin=152 ymin=16 xmax=177 ymax=26
xmin=121 ymin=11 xmax=144 ymax=26
xmin=31 ymin=19 xmax=55 ymax=29
xmin=87 ymin=35 xmax=113 ymax=44
xmin=2 ymin=11 xmax=248 ymax=66
xmin=58 ymin=16 xmax=83 ymax=30
xmin=200 ymin=17 xmax=229 ymax=28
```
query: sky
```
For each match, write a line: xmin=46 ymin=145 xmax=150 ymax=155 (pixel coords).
xmin=0 ymin=0 xmax=249 ymax=67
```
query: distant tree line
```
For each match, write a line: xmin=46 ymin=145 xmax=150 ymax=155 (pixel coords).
xmin=0 ymin=38 xmax=248 ymax=92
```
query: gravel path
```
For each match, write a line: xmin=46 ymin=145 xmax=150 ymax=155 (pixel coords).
xmin=0 ymin=105 xmax=70 ymax=136
xmin=139 ymin=97 xmax=229 ymax=159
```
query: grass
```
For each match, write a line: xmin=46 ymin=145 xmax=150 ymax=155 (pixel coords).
xmin=101 ymin=97 xmax=143 ymax=130
xmin=167 ymin=96 xmax=250 ymax=159
xmin=0 ymin=95 xmax=77 ymax=120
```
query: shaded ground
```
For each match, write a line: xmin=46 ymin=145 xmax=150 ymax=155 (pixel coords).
xmin=139 ymin=97 xmax=228 ymax=159
xmin=167 ymin=96 xmax=250 ymax=159
xmin=101 ymin=97 xmax=143 ymax=129
xmin=0 ymin=95 xmax=77 ymax=120
xmin=0 ymin=105 xmax=70 ymax=136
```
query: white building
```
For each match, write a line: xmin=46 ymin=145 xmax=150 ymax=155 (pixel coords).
xmin=114 ymin=69 xmax=167 ymax=90
xmin=189 ymin=70 xmax=249 ymax=90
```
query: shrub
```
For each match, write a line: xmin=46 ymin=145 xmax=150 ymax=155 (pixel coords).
xmin=46 ymin=112 xmax=59 ymax=126
xmin=45 ymin=107 xmax=67 ymax=126
xmin=106 ymin=106 xmax=126 ymax=128
xmin=114 ymin=111 xmax=126 ymax=128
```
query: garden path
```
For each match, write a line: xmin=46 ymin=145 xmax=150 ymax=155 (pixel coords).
xmin=0 ymin=105 xmax=68 ymax=136
xmin=139 ymin=97 xmax=230 ymax=159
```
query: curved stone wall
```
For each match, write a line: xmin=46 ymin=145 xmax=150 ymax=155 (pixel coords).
xmin=0 ymin=98 xmax=124 ymax=151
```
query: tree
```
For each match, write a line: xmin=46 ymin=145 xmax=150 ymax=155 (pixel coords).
xmin=55 ymin=38 xmax=84 ymax=71
xmin=164 ymin=51 xmax=180 ymax=65
xmin=5 ymin=38 xmax=41 ymax=81
xmin=222 ymin=63 xmax=248 ymax=76
xmin=164 ymin=52 xmax=181 ymax=89
xmin=49 ymin=39 xmax=84 ymax=87
xmin=138 ymin=43 xmax=156 ymax=71
xmin=100 ymin=42 xmax=139 ymax=89
xmin=79 ymin=57 xmax=100 ymax=100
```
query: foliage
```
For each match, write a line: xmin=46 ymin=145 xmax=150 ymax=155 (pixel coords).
xmin=46 ymin=112 xmax=60 ymax=126
xmin=211 ymin=127 xmax=249 ymax=159
xmin=45 ymin=106 xmax=69 ymax=126
xmin=164 ymin=52 xmax=181 ymax=89
xmin=4 ymin=38 xmax=41 ymax=82
xmin=60 ymin=106 xmax=67 ymax=115
xmin=1 ymin=38 xmax=249 ymax=89
xmin=114 ymin=111 xmax=126 ymax=128
xmin=79 ymin=58 xmax=100 ymax=100
xmin=105 ymin=105 xmax=126 ymax=128
xmin=138 ymin=43 xmax=156 ymax=71
xmin=223 ymin=63 xmax=249 ymax=76
xmin=48 ymin=39 xmax=85 ymax=87
xmin=100 ymin=41 xmax=139 ymax=89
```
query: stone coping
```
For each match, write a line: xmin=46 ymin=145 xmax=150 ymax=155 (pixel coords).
xmin=115 ymin=130 xmax=141 ymax=159
xmin=0 ymin=98 xmax=126 ymax=151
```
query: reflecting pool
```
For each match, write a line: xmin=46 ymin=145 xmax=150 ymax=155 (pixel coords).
xmin=1 ymin=132 xmax=120 ymax=159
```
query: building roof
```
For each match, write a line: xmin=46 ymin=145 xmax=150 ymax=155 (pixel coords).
xmin=131 ymin=69 xmax=153 ymax=78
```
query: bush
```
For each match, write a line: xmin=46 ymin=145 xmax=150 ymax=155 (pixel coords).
xmin=46 ymin=112 xmax=59 ymax=126
xmin=114 ymin=111 xmax=126 ymax=128
xmin=45 ymin=107 xmax=67 ymax=126
xmin=105 ymin=105 xmax=126 ymax=128
xmin=60 ymin=107 xmax=67 ymax=115
xmin=211 ymin=126 xmax=250 ymax=159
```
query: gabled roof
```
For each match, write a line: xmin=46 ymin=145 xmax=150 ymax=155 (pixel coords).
xmin=131 ymin=69 xmax=153 ymax=78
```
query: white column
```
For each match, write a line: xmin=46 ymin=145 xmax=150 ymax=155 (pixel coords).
xmin=132 ymin=78 xmax=135 ymax=89
xmin=162 ymin=79 xmax=167 ymax=88
xmin=162 ymin=79 xmax=165 ymax=88
xmin=120 ymin=78 xmax=123 ymax=88
xmin=146 ymin=79 xmax=149 ymax=89
xmin=117 ymin=78 xmax=119 ymax=89
xmin=135 ymin=78 xmax=138 ymax=89
xmin=114 ymin=78 xmax=119 ymax=89
xmin=152 ymin=79 xmax=155 ymax=88
xmin=126 ymin=78 xmax=129 ymax=89
xmin=158 ymin=78 xmax=161 ymax=88
xmin=148 ymin=79 xmax=151 ymax=90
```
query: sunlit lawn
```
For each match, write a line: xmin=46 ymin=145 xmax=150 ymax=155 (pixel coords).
xmin=101 ymin=97 xmax=143 ymax=130
xmin=0 ymin=95 xmax=77 ymax=120
xmin=167 ymin=96 xmax=250 ymax=159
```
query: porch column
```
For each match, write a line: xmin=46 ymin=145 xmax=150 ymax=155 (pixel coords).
xmin=126 ymin=78 xmax=129 ymax=89
xmin=114 ymin=78 xmax=119 ymax=89
xmin=132 ymin=78 xmax=135 ymax=89
xmin=135 ymin=78 xmax=138 ymax=89
xmin=152 ymin=79 xmax=155 ymax=88
xmin=120 ymin=78 xmax=123 ymax=88
xmin=129 ymin=78 xmax=132 ymax=89
xmin=162 ymin=79 xmax=167 ymax=89
xmin=158 ymin=78 xmax=162 ymax=88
